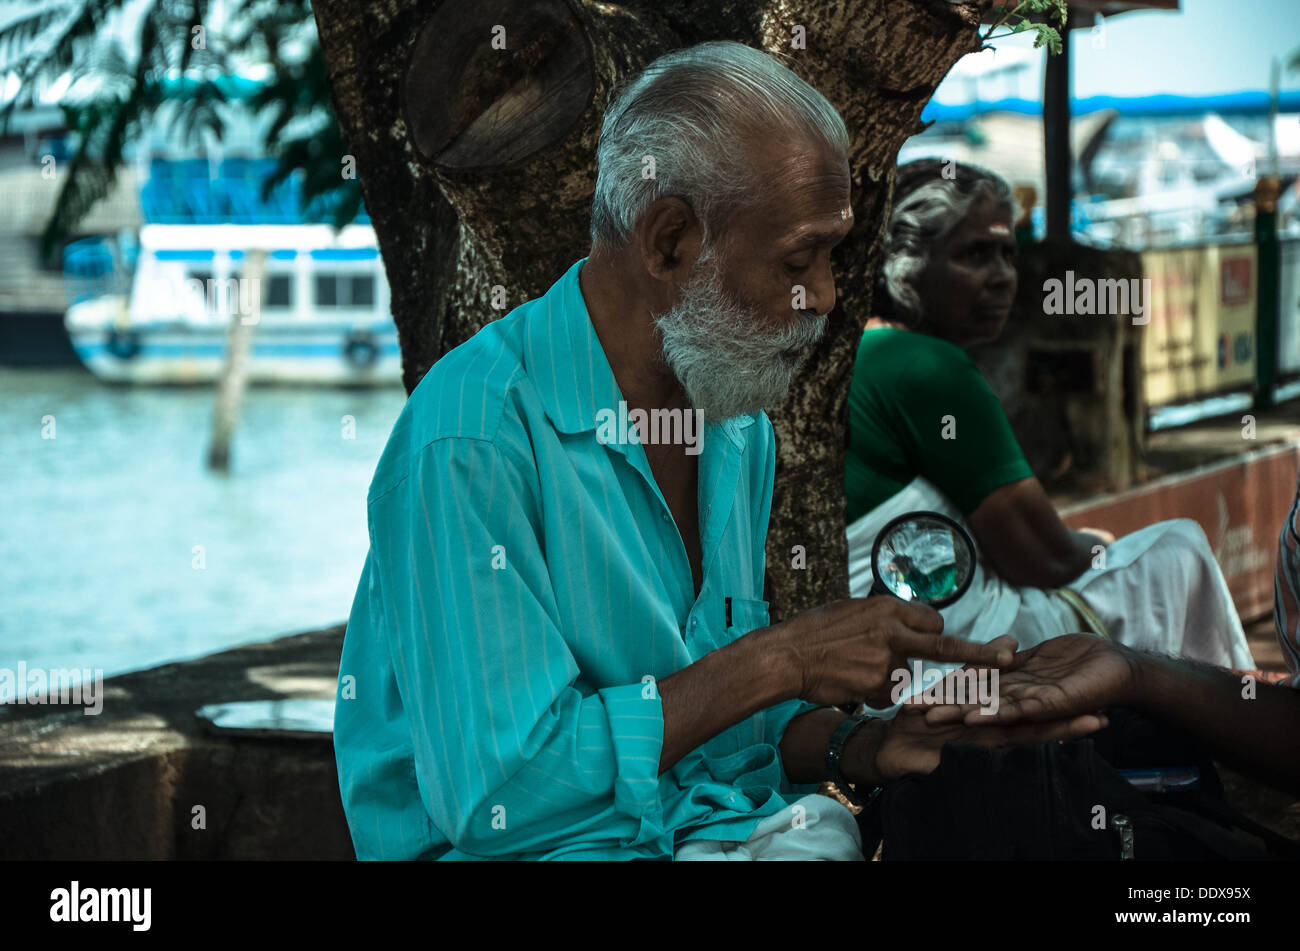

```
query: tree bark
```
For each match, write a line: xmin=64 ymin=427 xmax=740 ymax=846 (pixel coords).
xmin=311 ymin=0 xmax=992 ymax=621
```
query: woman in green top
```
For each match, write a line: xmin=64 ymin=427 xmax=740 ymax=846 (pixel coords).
xmin=845 ymin=159 xmax=1252 ymax=691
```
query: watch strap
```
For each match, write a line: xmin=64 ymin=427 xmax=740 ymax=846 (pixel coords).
xmin=824 ymin=714 xmax=877 ymax=808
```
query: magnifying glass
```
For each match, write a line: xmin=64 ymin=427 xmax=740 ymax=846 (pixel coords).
xmin=868 ymin=511 xmax=977 ymax=609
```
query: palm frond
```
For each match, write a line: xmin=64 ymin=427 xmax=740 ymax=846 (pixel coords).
xmin=20 ymin=0 xmax=365 ymax=245
xmin=37 ymin=8 xmax=167 ymax=259
xmin=176 ymin=0 xmax=209 ymax=76
xmin=0 ymin=2 xmax=79 ymax=68
xmin=1 ymin=0 xmax=152 ymax=131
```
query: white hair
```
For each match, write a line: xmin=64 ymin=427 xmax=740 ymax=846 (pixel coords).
xmin=589 ymin=40 xmax=849 ymax=253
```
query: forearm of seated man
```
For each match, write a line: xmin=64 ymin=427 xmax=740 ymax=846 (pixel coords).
xmin=655 ymin=625 xmax=795 ymax=776
xmin=655 ymin=635 xmax=884 ymax=783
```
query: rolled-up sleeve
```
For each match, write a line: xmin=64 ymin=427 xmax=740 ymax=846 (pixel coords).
xmin=368 ymin=435 xmax=666 ymax=857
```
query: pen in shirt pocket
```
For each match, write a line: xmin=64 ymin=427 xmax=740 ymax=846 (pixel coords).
xmin=725 ymin=596 xmax=732 ymax=628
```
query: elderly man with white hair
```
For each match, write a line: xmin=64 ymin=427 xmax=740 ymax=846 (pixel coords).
xmin=333 ymin=40 xmax=1103 ymax=862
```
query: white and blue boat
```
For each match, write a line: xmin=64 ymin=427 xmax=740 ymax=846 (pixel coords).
xmin=61 ymin=150 xmax=402 ymax=386
xmin=63 ymin=221 xmax=401 ymax=385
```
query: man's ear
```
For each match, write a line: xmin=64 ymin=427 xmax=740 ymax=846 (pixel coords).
xmin=636 ymin=196 xmax=702 ymax=285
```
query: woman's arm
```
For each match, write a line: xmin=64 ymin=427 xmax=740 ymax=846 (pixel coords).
xmin=966 ymin=476 xmax=1107 ymax=588
xmin=852 ymin=330 xmax=1106 ymax=590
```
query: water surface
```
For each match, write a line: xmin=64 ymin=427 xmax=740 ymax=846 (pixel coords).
xmin=0 ymin=367 xmax=405 ymax=697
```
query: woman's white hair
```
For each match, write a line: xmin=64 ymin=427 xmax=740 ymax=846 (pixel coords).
xmin=589 ymin=40 xmax=849 ymax=253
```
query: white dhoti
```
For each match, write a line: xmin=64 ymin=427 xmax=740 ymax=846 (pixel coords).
xmin=1062 ymin=518 xmax=1254 ymax=669
xmin=673 ymin=793 xmax=864 ymax=861
xmin=845 ymin=477 xmax=1255 ymax=701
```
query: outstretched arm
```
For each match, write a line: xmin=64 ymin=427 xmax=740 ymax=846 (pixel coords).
xmin=927 ymin=634 xmax=1300 ymax=796
xmin=1134 ymin=649 xmax=1300 ymax=795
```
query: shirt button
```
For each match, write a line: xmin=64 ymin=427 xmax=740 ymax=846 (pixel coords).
xmin=690 ymin=617 xmax=699 ymax=630
xmin=661 ymin=512 xmax=671 ymax=522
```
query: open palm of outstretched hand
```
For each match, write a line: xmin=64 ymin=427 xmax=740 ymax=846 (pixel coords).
xmin=922 ymin=633 xmax=1139 ymax=728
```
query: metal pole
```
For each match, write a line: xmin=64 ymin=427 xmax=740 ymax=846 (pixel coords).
xmin=1255 ymin=177 xmax=1280 ymax=411
xmin=1254 ymin=58 xmax=1283 ymax=411
xmin=1044 ymin=23 xmax=1072 ymax=241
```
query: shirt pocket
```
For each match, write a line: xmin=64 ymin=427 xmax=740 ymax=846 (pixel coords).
xmin=711 ymin=596 xmax=774 ymax=754
xmin=725 ymin=596 xmax=770 ymax=635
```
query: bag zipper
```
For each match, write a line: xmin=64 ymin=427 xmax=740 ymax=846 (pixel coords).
xmin=1114 ymin=813 xmax=1135 ymax=860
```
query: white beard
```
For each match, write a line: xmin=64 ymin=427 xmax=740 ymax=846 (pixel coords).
xmin=654 ymin=251 xmax=828 ymax=423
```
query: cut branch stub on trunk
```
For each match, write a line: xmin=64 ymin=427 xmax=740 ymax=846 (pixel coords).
xmin=404 ymin=0 xmax=596 ymax=170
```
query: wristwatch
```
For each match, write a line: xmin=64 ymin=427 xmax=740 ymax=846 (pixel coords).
xmin=824 ymin=714 xmax=881 ymax=808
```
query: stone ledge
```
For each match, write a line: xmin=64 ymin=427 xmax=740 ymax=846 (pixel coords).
xmin=0 ymin=625 xmax=354 ymax=860
xmin=4 ymin=620 xmax=1294 ymax=858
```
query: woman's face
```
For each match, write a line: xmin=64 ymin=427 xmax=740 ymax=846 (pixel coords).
xmin=914 ymin=195 xmax=1018 ymax=348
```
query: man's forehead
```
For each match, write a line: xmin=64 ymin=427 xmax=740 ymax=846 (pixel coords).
xmin=756 ymin=176 xmax=853 ymax=239
xmin=736 ymin=137 xmax=852 ymax=245
xmin=750 ymin=138 xmax=849 ymax=193
xmin=776 ymin=205 xmax=854 ymax=247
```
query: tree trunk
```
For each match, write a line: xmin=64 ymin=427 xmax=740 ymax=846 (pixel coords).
xmin=311 ymin=0 xmax=992 ymax=621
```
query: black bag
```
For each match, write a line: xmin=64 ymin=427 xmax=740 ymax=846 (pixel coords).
xmin=867 ymin=709 xmax=1300 ymax=861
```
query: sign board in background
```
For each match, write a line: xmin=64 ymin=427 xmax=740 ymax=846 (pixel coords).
xmin=1279 ymin=238 xmax=1300 ymax=378
xmin=1141 ymin=243 xmax=1258 ymax=407
xmin=1062 ymin=441 xmax=1300 ymax=623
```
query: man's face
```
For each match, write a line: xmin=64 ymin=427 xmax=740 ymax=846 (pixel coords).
xmin=653 ymin=139 xmax=852 ymax=422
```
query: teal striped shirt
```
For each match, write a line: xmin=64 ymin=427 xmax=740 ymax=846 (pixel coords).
xmin=334 ymin=256 xmax=821 ymax=860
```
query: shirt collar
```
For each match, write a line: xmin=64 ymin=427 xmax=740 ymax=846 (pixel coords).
xmin=531 ymin=257 xmax=755 ymax=451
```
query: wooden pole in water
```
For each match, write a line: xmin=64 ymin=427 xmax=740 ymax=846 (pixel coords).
xmin=207 ymin=248 xmax=265 ymax=472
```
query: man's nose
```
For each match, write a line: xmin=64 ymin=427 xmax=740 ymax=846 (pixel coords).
xmin=804 ymin=262 xmax=837 ymax=316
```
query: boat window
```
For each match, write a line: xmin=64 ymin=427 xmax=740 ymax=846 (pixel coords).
xmin=314 ymin=273 xmax=338 ymax=307
xmin=263 ymin=274 xmax=293 ymax=309
xmin=348 ymin=275 xmax=375 ymax=307
xmin=314 ymin=272 xmax=375 ymax=308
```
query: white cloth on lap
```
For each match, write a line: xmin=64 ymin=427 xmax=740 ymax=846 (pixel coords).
xmin=1065 ymin=518 xmax=1254 ymax=669
xmin=846 ymin=476 xmax=1254 ymax=678
xmin=673 ymin=793 xmax=864 ymax=861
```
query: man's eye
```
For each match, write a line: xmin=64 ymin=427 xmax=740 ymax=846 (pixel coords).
xmin=784 ymin=258 xmax=811 ymax=273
